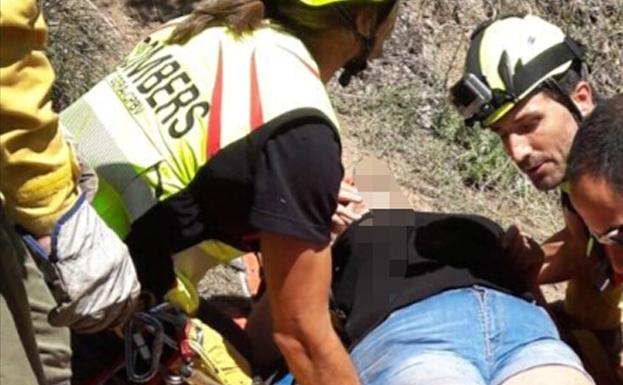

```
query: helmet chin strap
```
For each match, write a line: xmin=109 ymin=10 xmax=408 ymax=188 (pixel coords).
xmin=334 ymin=2 xmax=393 ymax=87
xmin=543 ymin=78 xmax=584 ymax=124
xmin=338 ymin=37 xmax=373 ymax=86
xmin=336 ymin=0 xmax=398 ymax=87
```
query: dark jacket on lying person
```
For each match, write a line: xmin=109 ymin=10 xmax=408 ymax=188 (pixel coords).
xmin=331 ymin=209 xmax=530 ymax=348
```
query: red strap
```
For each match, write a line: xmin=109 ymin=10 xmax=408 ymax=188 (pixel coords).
xmin=276 ymin=44 xmax=320 ymax=79
xmin=249 ymin=50 xmax=264 ymax=130
xmin=179 ymin=320 xmax=195 ymax=360
xmin=206 ymin=43 xmax=224 ymax=158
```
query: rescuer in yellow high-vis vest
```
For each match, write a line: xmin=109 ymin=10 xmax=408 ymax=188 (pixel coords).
xmin=60 ymin=1 xmax=401 ymax=384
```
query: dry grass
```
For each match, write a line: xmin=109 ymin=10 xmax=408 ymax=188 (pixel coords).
xmin=330 ymin=0 xmax=623 ymax=240
xmin=42 ymin=0 xmax=622 ymax=298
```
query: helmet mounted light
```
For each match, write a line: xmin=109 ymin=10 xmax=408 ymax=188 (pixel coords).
xmin=450 ymin=74 xmax=494 ymax=124
xmin=450 ymin=74 xmax=517 ymax=127
xmin=451 ymin=15 xmax=587 ymax=127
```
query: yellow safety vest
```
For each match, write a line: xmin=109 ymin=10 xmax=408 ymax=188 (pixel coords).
xmin=61 ymin=20 xmax=340 ymax=239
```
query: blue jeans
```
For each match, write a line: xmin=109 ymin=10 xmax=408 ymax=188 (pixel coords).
xmin=350 ymin=286 xmax=592 ymax=385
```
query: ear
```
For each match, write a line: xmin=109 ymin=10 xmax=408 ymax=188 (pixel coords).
xmin=570 ymin=81 xmax=595 ymax=118
xmin=353 ymin=6 xmax=377 ymax=38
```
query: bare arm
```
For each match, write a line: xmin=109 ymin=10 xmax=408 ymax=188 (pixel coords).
xmin=261 ymin=231 xmax=360 ymax=385
xmin=247 ymin=179 xmax=366 ymax=370
xmin=501 ymin=209 xmax=587 ymax=300
xmin=538 ymin=208 xmax=591 ymax=284
xmin=245 ymin=292 xmax=281 ymax=368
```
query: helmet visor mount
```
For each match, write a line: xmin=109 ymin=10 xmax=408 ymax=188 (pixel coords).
xmin=450 ymin=73 xmax=494 ymax=123
xmin=450 ymin=73 xmax=514 ymax=126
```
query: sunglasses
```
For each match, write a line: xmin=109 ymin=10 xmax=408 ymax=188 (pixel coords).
xmin=592 ymin=226 xmax=623 ymax=246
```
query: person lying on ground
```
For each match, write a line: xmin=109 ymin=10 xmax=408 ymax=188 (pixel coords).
xmin=450 ymin=14 xmax=621 ymax=376
xmin=566 ymin=94 xmax=623 ymax=382
xmin=248 ymin=157 xmax=594 ymax=385
xmin=59 ymin=1 xmax=402 ymax=384
xmin=337 ymin=208 xmax=594 ymax=385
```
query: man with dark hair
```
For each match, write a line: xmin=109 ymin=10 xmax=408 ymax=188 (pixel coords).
xmin=567 ymin=94 xmax=623 ymax=200
xmin=450 ymin=14 xmax=621 ymax=380
xmin=566 ymin=95 xmax=623 ymax=380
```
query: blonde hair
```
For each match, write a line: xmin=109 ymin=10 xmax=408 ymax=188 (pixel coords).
xmin=168 ymin=0 xmax=382 ymax=45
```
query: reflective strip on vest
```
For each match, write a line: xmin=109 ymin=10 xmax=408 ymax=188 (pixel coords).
xmin=60 ymin=22 xmax=340 ymax=240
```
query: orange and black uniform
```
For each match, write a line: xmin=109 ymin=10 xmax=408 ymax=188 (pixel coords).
xmin=560 ymin=190 xmax=622 ymax=366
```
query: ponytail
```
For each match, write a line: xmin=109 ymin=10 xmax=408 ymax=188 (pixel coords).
xmin=168 ymin=0 xmax=387 ymax=51
xmin=168 ymin=0 xmax=266 ymax=44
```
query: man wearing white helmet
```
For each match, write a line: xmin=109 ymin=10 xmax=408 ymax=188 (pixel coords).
xmin=451 ymin=14 xmax=621 ymax=379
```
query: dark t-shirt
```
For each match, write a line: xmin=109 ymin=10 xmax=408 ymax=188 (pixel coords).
xmin=126 ymin=120 xmax=342 ymax=297
xmin=250 ymin=123 xmax=342 ymax=243
xmin=331 ymin=209 xmax=530 ymax=348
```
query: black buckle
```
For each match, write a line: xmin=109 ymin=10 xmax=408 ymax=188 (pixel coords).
xmin=450 ymin=74 xmax=516 ymax=126
xmin=450 ymin=73 xmax=494 ymax=120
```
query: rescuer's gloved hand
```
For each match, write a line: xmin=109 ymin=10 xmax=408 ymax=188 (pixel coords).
xmin=23 ymin=194 xmax=141 ymax=333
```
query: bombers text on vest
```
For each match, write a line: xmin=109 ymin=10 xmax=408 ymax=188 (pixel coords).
xmin=60 ymin=20 xmax=340 ymax=239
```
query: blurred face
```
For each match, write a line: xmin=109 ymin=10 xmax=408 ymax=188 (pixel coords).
xmin=491 ymin=92 xmax=579 ymax=190
xmin=369 ymin=1 xmax=399 ymax=59
xmin=570 ymin=175 xmax=623 ymax=274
